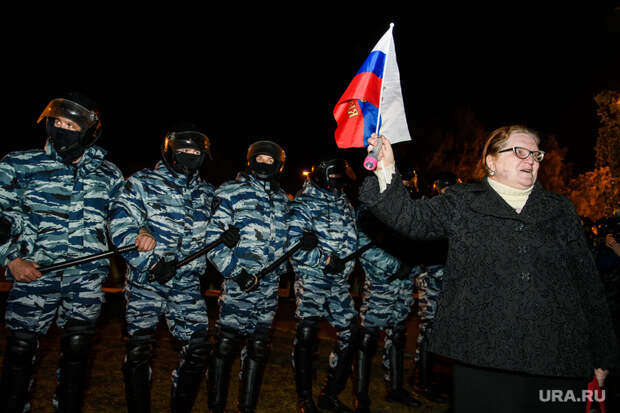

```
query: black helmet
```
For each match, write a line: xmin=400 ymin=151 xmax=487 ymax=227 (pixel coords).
xmin=37 ymin=91 xmax=102 ymax=148
xmin=246 ymin=140 xmax=286 ymax=180
xmin=431 ymin=171 xmax=459 ymax=195
xmin=161 ymin=123 xmax=211 ymax=176
xmin=310 ymin=158 xmax=356 ymax=192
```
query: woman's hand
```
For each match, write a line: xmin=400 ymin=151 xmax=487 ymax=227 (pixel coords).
xmin=367 ymin=133 xmax=395 ymax=171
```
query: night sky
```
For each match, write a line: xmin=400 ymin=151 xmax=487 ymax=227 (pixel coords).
xmin=3 ymin=2 xmax=619 ymax=194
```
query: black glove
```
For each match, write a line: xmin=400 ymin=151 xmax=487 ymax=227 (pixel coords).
xmin=235 ymin=269 xmax=259 ymax=292
xmin=324 ymin=254 xmax=345 ymax=274
xmin=149 ymin=258 xmax=178 ymax=284
xmin=387 ymin=261 xmax=412 ymax=283
xmin=221 ymin=226 xmax=240 ymax=248
xmin=300 ymin=232 xmax=318 ymax=251
xmin=0 ymin=216 xmax=11 ymax=244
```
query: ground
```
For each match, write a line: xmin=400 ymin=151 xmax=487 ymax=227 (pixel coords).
xmin=0 ymin=291 xmax=454 ymax=412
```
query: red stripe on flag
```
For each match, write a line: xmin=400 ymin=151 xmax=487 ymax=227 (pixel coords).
xmin=336 ymin=72 xmax=382 ymax=107
xmin=334 ymin=99 xmax=365 ymax=148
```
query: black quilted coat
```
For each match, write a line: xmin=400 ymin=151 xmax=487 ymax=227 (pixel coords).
xmin=359 ymin=174 xmax=619 ymax=378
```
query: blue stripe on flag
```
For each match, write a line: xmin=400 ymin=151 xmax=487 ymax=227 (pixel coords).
xmin=356 ymin=51 xmax=385 ymax=78
xmin=360 ymin=100 xmax=381 ymax=146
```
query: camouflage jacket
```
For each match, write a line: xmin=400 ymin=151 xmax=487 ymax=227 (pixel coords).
xmin=205 ymin=172 xmax=290 ymax=280
xmin=288 ymin=179 xmax=358 ymax=279
xmin=109 ymin=161 xmax=215 ymax=285
xmin=0 ymin=140 xmax=124 ymax=279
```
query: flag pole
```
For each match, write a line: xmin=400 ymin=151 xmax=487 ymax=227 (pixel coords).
xmin=375 ymin=22 xmax=394 ymax=179
xmin=374 ymin=22 xmax=394 ymax=135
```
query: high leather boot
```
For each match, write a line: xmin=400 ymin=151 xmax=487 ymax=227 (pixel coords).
xmin=123 ymin=329 xmax=155 ymax=413
xmin=353 ymin=328 xmax=378 ymax=413
xmin=171 ymin=330 xmax=211 ymax=413
xmin=293 ymin=319 xmax=319 ymax=413
xmin=237 ymin=332 xmax=270 ymax=413
xmin=207 ymin=328 xmax=238 ymax=413
xmin=317 ymin=324 xmax=359 ymax=412
xmin=0 ymin=330 xmax=38 ymax=413
xmin=385 ymin=323 xmax=421 ymax=408
xmin=56 ymin=320 xmax=95 ymax=413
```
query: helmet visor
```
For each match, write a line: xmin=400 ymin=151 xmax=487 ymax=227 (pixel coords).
xmin=37 ymin=98 xmax=99 ymax=131
xmin=165 ymin=131 xmax=212 ymax=159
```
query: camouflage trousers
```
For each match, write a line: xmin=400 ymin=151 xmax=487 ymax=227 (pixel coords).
xmin=216 ymin=272 xmax=280 ymax=335
xmin=124 ymin=280 xmax=210 ymax=342
xmin=5 ymin=271 xmax=106 ymax=333
xmin=359 ymin=268 xmax=418 ymax=379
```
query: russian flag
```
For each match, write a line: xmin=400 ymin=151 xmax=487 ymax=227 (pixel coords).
xmin=333 ymin=23 xmax=412 ymax=148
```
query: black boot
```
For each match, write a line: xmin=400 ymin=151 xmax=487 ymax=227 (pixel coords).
xmin=123 ymin=329 xmax=155 ymax=413
xmin=207 ymin=328 xmax=238 ymax=413
xmin=293 ymin=319 xmax=319 ymax=413
xmin=238 ymin=332 xmax=270 ymax=413
xmin=385 ymin=324 xmax=421 ymax=408
xmin=413 ymin=333 xmax=449 ymax=404
xmin=0 ymin=330 xmax=38 ymax=413
xmin=353 ymin=328 xmax=378 ymax=413
xmin=317 ymin=324 xmax=359 ymax=412
xmin=171 ymin=330 xmax=211 ymax=413
xmin=56 ymin=320 xmax=95 ymax=413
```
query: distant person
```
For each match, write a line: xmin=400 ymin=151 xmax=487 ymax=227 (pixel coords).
xmin=352 ymin=203 xmax=422 ymax=412
xmin=109 ymin=124 xmax=229 ymax=413
xmin=288 ymin=158 xmax=358 ymax=413
xmin=0 ymin=92 xmax=124 ymax=412
xmin=205 ymin=140 xmax=303 ymax=413
xmin=359 ymin=126 xmax=619 ymax=412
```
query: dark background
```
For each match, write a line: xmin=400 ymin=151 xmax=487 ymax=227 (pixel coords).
xmin=3 ymin=2 xmax=619 ymax=195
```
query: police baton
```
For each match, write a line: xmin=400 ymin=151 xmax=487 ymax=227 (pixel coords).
xmin=340 ymin=242 xmax=374 ymax=264
xmin=38 ymin=245 xmax=138 ymax=274
xmin=255 ymin=241 xmax=303 ymax=282
xmin=175 ymin=237 xmax=225 ymax=268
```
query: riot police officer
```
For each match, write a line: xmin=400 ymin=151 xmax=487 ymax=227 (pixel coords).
xmin=0 ymin=92 xmax=124 ymax=412
xmin=109 ymin=124 xmax=234 ymax=413
xmin=205 ymin=140 xmax=306 ymax=413
xmin=288 ymin=158 xmax=359 ymax=413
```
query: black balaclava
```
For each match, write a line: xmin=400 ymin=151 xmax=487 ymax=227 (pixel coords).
xmin=47 ymin=121 xmax=85 ymax=165
xmin=170 ymin=150 xmax=204 ymax=176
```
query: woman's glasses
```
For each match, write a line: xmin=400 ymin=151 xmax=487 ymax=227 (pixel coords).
xmin=498 ymin=146 xmax=545 ymax=162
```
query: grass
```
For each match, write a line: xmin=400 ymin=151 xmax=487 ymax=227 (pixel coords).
xmin=0 ymin=292 xmax=453 ymax=413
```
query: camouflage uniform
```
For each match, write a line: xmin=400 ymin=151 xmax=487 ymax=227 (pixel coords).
xmin=205 ymin=171 xmax=290 ymax=412
xmin=288 ymin=178 xmax=358 ymax=411
xmin=109 ymin=161 xmax=214 ymax=412
xmin=0 ymin=141 xmax=123 ymax=411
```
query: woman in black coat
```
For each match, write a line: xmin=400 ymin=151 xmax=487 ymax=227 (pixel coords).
xmin=358 ymin=125 xmax=618 ymax=412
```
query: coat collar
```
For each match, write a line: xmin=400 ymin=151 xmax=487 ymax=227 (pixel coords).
xmin=466 ymin=178 xmax=563 ymax=223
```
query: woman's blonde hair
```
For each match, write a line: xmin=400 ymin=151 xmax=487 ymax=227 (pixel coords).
xmin=481 ymin=125 xmax=540 ymax=175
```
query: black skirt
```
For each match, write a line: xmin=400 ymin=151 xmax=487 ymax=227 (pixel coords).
xmin=453 ymin=362 xmax=598 ymax=413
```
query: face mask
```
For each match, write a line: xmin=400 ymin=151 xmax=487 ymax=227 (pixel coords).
xmin=47 ymin=123 xmax=85 ymax=165
xmin=251 ymin=161 xmax=278 ymax=180
xmin=171 ymin=152 xmax=203 ymax=176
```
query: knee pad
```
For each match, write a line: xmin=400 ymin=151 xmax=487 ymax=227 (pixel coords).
xmin=247 ymin=332 xmax=271 ymax=363
xmin=61 ymin=320 xmax=95 ymax=361
xmin=390 ymin=322 xmax=407 ymax=348
xmin=358 ymin=327 xmax=379 ymax=351
xmin=213 ymin=327 xmax=238 ymax=359
xmin=184 ymin=329 xmax=212 ymax=369
xmin=126 ymin=329 xmax=155 ymax=367
xmin=5 ymin=330 xmax=38 ymax=365
xmin=296 ymin=318 xmax=319 ymax=348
